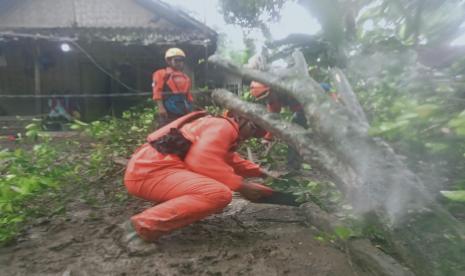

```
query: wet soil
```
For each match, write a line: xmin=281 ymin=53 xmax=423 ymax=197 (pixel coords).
xmin=0 ymin=174 xmax=367 ymax=276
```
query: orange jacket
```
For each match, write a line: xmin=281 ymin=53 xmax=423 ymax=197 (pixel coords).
xmin=250 ymin=81 xmax=302 ymax=140
xmin=152 ymin=67 xmax=193 ymax=102
xmin=250 ymin=81 xmax=302 ymax=113
xmin=124 ymin=112 xmax=262 ymax=191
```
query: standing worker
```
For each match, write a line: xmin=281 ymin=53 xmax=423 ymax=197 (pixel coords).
xmin=122 ymin=111 xmax=280 ymax=249
xmin=152 ymin=48 xmax=194 ymax=127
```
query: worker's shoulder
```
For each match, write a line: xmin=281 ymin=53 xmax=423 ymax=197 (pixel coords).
xmin=205 ymin=116 xmax=238 ymax=133
xmin=154 ymin=68 xmax=165 ymax=73
xmin=153 ymin=68 xmax=168 ymax=77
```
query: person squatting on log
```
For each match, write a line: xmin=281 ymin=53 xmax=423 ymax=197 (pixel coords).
xmin=152 ymin=47 xmax=194 ymax=128
xmin=250 ymin=81 xmax=308 ymax=170
xmin=122 ymin=110 xmax=280 ymax=245
xmin=249 ymin=80 xmax=337 ymax=170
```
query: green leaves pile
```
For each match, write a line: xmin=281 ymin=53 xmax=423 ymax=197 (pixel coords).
xmin=0 ymin=102 xmax=157 ymax=243
xmin=0 ymin=143 xmax=71 ymax=243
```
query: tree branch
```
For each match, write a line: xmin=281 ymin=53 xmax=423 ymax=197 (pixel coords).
xmin=209 ymin=52 xmax=465 ymax=275
xmin=330 ymin=67 xmax=369 ymax=130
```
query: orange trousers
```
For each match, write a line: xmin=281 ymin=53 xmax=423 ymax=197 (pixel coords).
xmin=125 ymin=169 xmax=233 ymax=241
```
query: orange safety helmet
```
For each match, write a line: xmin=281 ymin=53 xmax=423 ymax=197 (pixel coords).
xmin=165 ymin=48 xmax=186 ymax=60
xmin=250 ymin=81 xmax=271 ymax=100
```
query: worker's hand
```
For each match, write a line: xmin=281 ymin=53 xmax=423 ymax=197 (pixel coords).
xmin=261 ymin=139 xmax=271 ymax=145
xmin=260 ymin=168 xmax=284 ymax=179
xmin=237 ymin=182 xmax=273 ymax=202
xmin=156 ymin=100 xmax=168 ymax=118
xmin=158 ymin=106 xmax=168 ymax=117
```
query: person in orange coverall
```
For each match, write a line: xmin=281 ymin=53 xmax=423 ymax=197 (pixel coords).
xmin=250 ymin=81 xmax=337 ymax=169
xmin=152 ymin=48 xmax=194 ymax=127
xmin=250 ymin=81 xmax=307 ymax=169
xmin=123 ymin=110 xmax=275 ymax=244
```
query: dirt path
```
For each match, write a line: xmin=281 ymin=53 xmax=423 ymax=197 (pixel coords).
xmin=0 ymin=172 xmax=368 ymax=276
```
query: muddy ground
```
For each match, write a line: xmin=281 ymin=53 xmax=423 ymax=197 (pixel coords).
xmin=0 ymin=171 xmax=372 ymax=276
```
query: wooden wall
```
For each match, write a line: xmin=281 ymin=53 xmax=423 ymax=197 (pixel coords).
xmin=0 ymin=39 xmax=201 ymax=120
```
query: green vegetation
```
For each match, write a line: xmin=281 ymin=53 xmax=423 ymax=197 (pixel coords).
xmin=217 ymin=2 xmax=465 ymax=274
xmin=1 ymin=95 xmax=341 ymax=244
xmin=2 ymin=4 xmax=465 ymax=275
xmin=219 ymin=0 xmax=465 ymax=202
xmin=0 ymin=102 xmax=157 ymax=243
xmin=0 ymin=122 xmax=80 ymax=242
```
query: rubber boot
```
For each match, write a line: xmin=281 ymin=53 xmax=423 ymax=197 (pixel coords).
xmin=117 ymin=220 xmax=158 ymax=256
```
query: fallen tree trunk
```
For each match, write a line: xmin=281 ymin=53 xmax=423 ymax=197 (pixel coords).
xmin=209 ymin=53 xmax=423 ymax=215
xmin=213 ymin=90 xmax=415 ymax=276
xmin=330 ymin=67 xmax=369 ymax=129
xmin=209 ymin=52 xmax=465 ymax=275
xmin=301 ymin=203 xmax=415 ymax=276
xmin=212 ymin=89 xmax=361 ymax=195
xmin=112 ymin=151 xmax=412 ymax=275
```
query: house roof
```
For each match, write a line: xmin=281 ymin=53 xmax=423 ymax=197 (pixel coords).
xmin=0 ymin=0 xmax=217 ymax=46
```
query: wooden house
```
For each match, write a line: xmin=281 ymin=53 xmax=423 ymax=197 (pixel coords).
xmin=0 ymin=0 xmax=217 ymax=119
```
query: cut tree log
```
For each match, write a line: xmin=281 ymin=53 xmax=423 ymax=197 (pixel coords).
xmin=330 ymin=67 xmax=369 ymax=129
xmin=209 ymin=52 xmax=465 ymax=276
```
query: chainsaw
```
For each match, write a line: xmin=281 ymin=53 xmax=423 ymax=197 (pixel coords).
xmin=253 ymin=191 xmax=300 ymax=206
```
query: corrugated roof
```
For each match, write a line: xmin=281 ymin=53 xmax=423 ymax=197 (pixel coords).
xmin=0 ymin=0 xmax=157 ymax=28
xmin=137 ymin=0 xmax=217 ymax=37
xmin=0 ymin=0 xmax=216 ymax=45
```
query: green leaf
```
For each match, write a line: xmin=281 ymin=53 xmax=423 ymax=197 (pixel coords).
xmin=398 ymin=23 xmax=407 ymax=40
xmin=302 ymin=163 xmax=312 ymax=170
xmin=10 ymin=185 xmax=24 ymax=194
xmin=455 ymin=127 xmax=465 ymax=137
xmin=5 ymin=174 xmax=16 ymax=181
xmin=440 ymin=190 xmax=465 ymax=202
xmin=0 ymin=202 xmax=14 ymax=212
xmin=398 ymin=113 xmax=418 ymax=120
xmin=448 ymin=117 xmax=465 ymax=128
xmin=25 ymin=130 xmax=37 ymax=138
xmin=415 ymin=104 xmax=438 ymax=118
xmin=314 ymin=235 xmax=326 ymax=242
xmin=72 ymin=119 xmax=89 ymax=126
xmin=334 ymin=226 xmax=352 ymax=240
xmin=424 ymin=143 xmax=449 ymax=153
xmin=25 ymin=123 xmax=38 ymax=130
xmin=368 ymin=120 xmax=409 ymax=136
xmin=69 ymin=124 xmax=81 ymax=130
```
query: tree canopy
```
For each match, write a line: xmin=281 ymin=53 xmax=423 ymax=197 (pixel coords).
xmin=215 ymin=2 xmax=465 ymax=274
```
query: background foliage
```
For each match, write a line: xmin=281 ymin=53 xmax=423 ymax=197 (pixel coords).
xmin=219 ymin=0 xmax=465 ymax=198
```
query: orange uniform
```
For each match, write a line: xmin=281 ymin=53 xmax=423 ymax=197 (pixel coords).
xmin=124 ymin=111 xmax=271 ymax=241
xmin=152 ymin=67 xmax=193 ymax=102
xmin=152 ymin=67 xmax=193 ymax=127
xmin=250 ymin=81 xmax=303 ymax=140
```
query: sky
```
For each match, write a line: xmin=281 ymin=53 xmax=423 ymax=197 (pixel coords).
xmin=163 ymin=0 xmax=465 ymax=47
xmin=163 ymin=0 xmax=321 ymax=49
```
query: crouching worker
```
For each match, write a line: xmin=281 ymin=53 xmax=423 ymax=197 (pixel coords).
xmin=122 ymin=110 xmax=276 ymax=247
